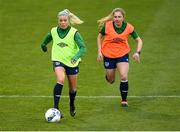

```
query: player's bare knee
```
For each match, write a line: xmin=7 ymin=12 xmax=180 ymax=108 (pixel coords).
xmin=107 ymin=78 xmax=115 ymax=84
xmin=57 ymin=78 xmax=64 ymax=84
xmin=109 ymin=79 xmax=115 ymax=84
xmin=121 ymin=76 xmax=128 ymax=81
xmin=69 ymin=88 xmax=77 ymax=93
xmin=106 ymin=75 xmax=115 ymax=84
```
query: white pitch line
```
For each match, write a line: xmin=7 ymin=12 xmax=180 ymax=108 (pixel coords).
xmin=0 ymin=95 xmax=180 ymax=98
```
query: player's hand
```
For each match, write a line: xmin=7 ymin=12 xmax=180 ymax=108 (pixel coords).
xmin=97 ymin=52 xmax=103 ymax=63
xmin=132 ymin=52 xmax=140 ymax=63
xmin=71 ymin=58 xmax=77 ymax=65
xmin=41 ymin=45 xmax=47 ymax=52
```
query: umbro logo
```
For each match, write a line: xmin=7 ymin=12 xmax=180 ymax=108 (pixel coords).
xmin=57 ymin=42 xmax=68 ymax=48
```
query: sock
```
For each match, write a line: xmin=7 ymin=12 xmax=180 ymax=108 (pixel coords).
xmin=120 ymin=80 xmax=128 ymax=101
xmin=69 ymin=91 xmax=77 ymax=106
xmin=53 ymin=83 xmax=63 ymax=109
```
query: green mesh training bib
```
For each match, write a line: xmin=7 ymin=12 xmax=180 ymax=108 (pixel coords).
xmin=51 ymin=27 xmax=81 ymax=67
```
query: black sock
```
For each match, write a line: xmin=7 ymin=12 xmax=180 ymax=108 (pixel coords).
xmin=69 ymin=91 xmax=77 ymax=106
xmin=53 ymin=83 xmax=63 ymax=109
xmin=120 ymin=81 xmax=128 ymax=101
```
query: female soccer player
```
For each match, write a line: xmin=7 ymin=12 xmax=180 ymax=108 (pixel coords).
xmin=97 ymin=8 xmax=143 ymax=107
xmin=41 ymin=9 xmax=86 ymax=117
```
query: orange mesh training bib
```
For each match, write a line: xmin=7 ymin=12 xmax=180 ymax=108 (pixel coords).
xmin=101 ymin=21 xmax=134 ymax=58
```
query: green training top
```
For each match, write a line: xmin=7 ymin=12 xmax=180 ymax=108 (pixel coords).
xmin=41 ymin=26 xmax=86 ymax=66
xmin=99 ymin=21 xmax=139 ymax=39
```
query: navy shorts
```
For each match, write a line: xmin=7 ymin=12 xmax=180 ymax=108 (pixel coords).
xmin=103 ymin=54 xmax=129 ymax=69
xmin=53 ymin=61 xmax=79 ymax=75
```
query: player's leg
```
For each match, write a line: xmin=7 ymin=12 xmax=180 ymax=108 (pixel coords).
xmin=66 ymin=67 xmax=79 ymax=117
xmin=105 ymin=69 xmax=116 ymax=84
xmin=117 ymin=62 xmax=129 ymax=106
xmin=53 ymin=61 xmax=66 ymax=110
xmin=116 ymin=54 xmax=129 ymax=107
xmin=104 ymin=56 xmax=116 ymax=84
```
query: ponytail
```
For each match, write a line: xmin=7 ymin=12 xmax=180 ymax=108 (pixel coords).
xmin=58 ymin=9 xmax=83 ymax=25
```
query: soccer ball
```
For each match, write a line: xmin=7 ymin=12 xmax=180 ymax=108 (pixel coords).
xmin=45 ymin=108 xmax=61 ymax=122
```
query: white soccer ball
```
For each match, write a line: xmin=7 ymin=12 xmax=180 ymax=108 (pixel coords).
xmin=45 ymin=108 xmax=61 ymax=122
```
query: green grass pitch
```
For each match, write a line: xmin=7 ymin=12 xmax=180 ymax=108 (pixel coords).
xmin=0 ymin=0 xmax=180 ymax=130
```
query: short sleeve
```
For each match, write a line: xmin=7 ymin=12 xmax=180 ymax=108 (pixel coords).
xmin=99 ymin=25 xmax=105 ymax=35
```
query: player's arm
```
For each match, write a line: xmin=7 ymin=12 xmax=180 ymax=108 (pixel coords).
xmin=135 ymin=37 xmax=143 ymax=54
xmin=40 ymin=32 xmax=52 ymax=52
xmin=71 ymin=32 xmax=87 ymax=64
xmin=131 ymin=30 xmax=143 ymax=63
xmin=97 ymin=25 xmax=105 ymax=62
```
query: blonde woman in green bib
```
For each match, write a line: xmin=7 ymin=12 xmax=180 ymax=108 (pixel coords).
xmin=41 ymin=9 xmax=86 ymax=117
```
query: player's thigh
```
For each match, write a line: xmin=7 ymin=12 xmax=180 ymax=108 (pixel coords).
xmin=116 ymin=62 xmax=129 ymax=79
xmin=106 ymin=69 xmax=116 ymax=78
xmin=54 ymin=67 xmax=66 ymax=83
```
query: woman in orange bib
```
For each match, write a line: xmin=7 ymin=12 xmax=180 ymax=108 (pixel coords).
xmin=97 ymin=8 xmax=143 ymax=107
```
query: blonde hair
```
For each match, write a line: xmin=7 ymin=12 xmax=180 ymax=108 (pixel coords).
xmin=58 ymin=9 xmax=83 ymax=25
xmin=97 ymin=8 xmax=126 ymax=27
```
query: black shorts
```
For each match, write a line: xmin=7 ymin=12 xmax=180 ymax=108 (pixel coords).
xmin=53 ymin=61 xmax=79 ymax=75
xmin=103 ymin=54 xmax=129 ymax=69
